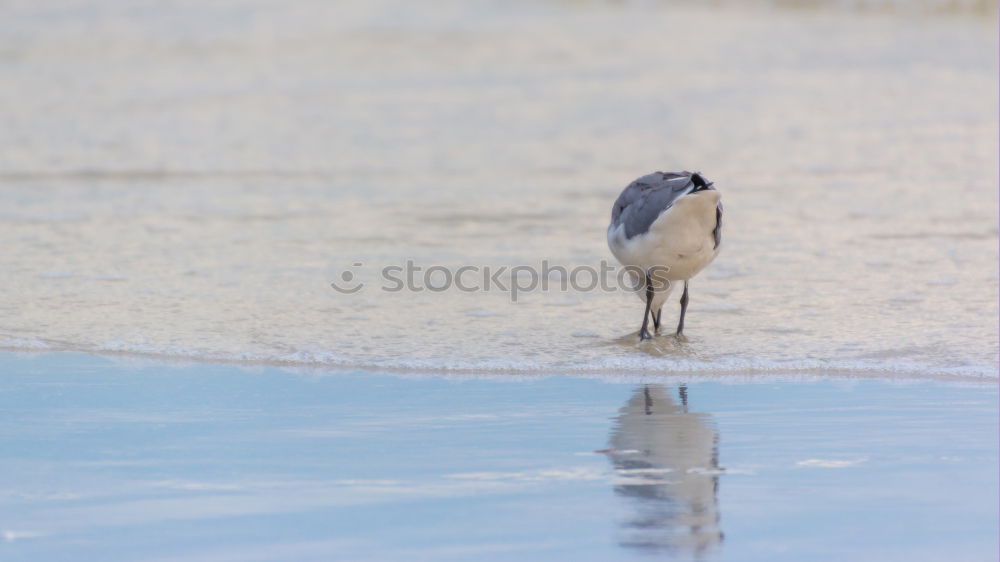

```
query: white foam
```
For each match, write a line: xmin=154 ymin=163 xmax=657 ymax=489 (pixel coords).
xmin=2 ymin=529 xmax=43 ymax=543
xmin=796 ymin=458 xmax=868 ymax=468
xmin=1 ymin=335 xmax=995 ymax=381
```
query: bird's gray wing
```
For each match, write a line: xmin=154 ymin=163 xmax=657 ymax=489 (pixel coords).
xmin=610 ymin=172 xmax=694 ymax=239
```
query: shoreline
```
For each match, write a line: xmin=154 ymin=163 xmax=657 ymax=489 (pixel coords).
xmin=1 ymin=347 xmax=996 ymax=385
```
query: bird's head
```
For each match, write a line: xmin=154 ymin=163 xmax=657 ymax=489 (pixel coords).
xmin=689 ymin=173 xmax=714 ymax=193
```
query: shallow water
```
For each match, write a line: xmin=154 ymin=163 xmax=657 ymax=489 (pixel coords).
xmin=0 ymin=1 xmax=997 ymax=377
xmin=0 ymin=353 xmax=996 ymax=561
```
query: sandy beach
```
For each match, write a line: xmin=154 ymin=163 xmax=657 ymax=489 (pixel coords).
xmin=1 ymin=0 xmax=997 ymax=377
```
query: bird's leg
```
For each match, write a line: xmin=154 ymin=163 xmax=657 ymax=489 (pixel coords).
xmin=652 ymin=308 xmax=662 ymax=333
xmin=676 ymin=280 xmax=689 ymax=336
xmin=639 ymin=272 xmax=654 ymax=341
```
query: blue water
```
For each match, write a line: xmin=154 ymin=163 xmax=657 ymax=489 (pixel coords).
xmin=0 ymin=353 xmax=996 ymax=561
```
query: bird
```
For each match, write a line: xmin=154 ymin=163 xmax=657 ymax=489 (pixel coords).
xmin=607 ymin=171 xmax=722 ymax=341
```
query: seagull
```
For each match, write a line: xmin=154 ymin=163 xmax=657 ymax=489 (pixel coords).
xmin=608 ymin=171 xmax=722 ymax=341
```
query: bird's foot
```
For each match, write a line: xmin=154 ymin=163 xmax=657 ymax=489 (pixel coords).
xmin=674 ymin=331 xmax=688 ymax=342
xmin=639 ymin=328 xmax=653 ymax=341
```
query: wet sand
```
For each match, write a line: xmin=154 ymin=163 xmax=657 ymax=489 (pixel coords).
xmin=0 ymin=0 xmax=997 ymax=377
xmin=1 ymin=353 xmax=996 ymax=561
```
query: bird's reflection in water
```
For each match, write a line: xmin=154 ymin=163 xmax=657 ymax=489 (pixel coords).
xmin=603 ymin=384 xmax=723 ymax=559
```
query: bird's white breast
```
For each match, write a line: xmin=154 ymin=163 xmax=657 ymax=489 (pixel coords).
xmin=608 ymin=189 xmax=721 ymax=282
